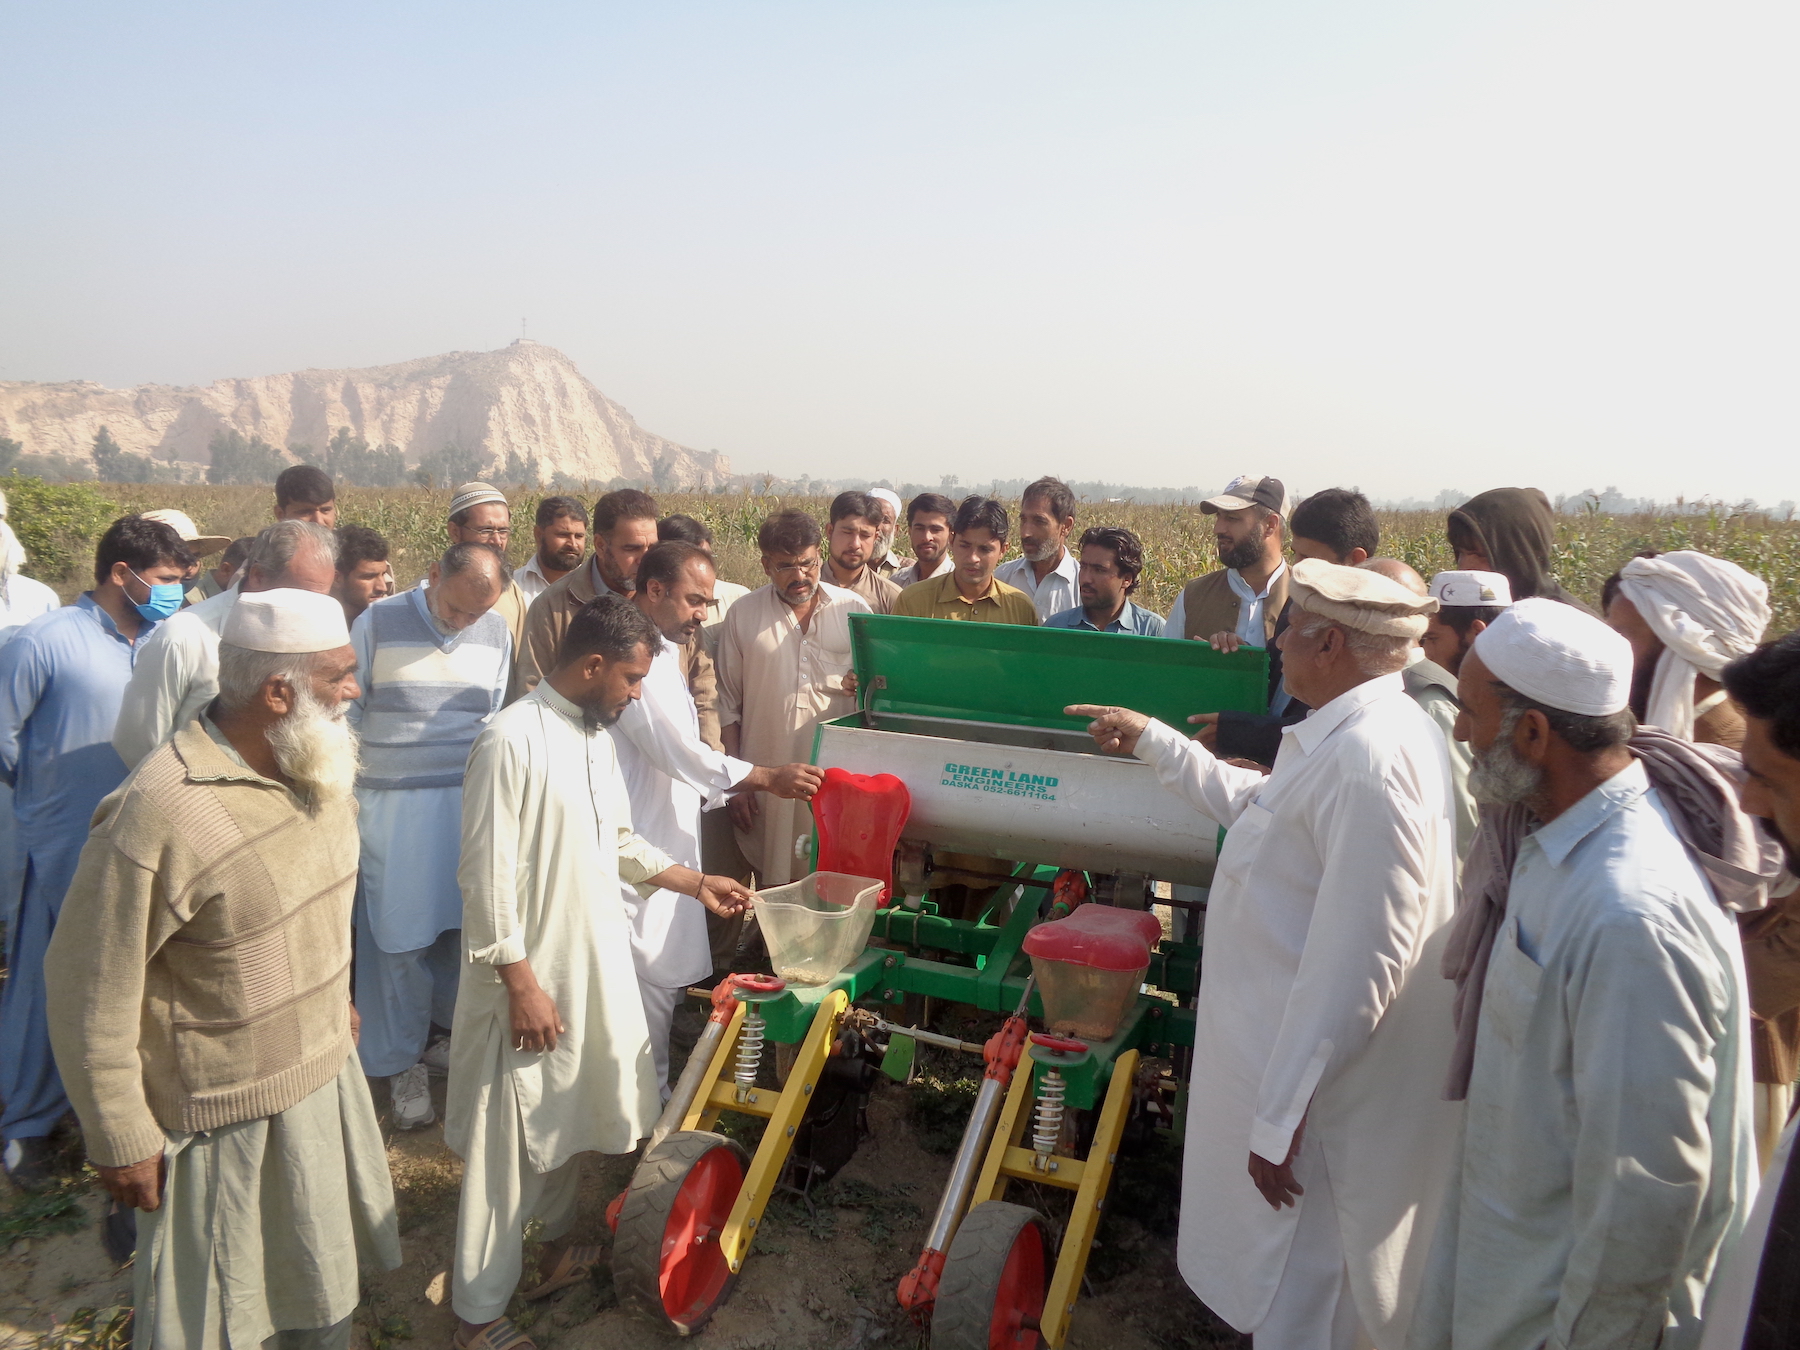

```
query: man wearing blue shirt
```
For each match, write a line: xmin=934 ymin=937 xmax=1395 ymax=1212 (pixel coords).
xmin=0 ymin=514 xmax=193 ymax=1190
xmin=1045 ymin=526 xmax=1165 ymax=636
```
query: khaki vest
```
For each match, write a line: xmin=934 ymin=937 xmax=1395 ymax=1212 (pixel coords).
xmin=1179 ymin=568 xmax=1289 ymax=644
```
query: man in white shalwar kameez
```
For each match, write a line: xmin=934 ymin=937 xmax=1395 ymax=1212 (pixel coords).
xmin=612 ymin=541 xmax=825 ymax=1087
xmin=1072 ymin=558 xmax=1460 ymax=1350
xmin=716 ymin=509 xmax=870 ymax=885
xmin=448 ymin=595 xmax=752 ymax=1350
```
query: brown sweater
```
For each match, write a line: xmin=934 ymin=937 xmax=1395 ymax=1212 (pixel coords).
xmin=44 ymin=721 xmax=359 ymax=1167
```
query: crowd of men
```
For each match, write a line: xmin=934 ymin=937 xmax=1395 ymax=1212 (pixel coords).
xmin=0 ymin=462 xmax=1795 ymax=1350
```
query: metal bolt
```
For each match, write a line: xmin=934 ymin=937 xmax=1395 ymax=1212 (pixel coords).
xmin=802 ymin=1082 xmax=813 ymax=1095
xmin=731 ymin=1261 xmax=741 ymax=1272
xmin=1108 ymin=1153 xmax=1117 ymax=1164
xmin=882 ymin=989 xmax=895 ymax=1000
xmin=748 ymin=1217 xmax=757 ymax=1229
xmin=884 ymin=956 xmax=896 ymax=968
xmin=786 ymin=1126 xmax=795 ymax=1137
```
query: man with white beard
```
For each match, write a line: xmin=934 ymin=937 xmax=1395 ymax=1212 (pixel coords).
xmin=866 ymin=487 xmax=909 ymax=578
xmin=1070 ymin=558 xmax=1460 ymax=1350
xmin=1416 ymin=599 xmax=1767 ymax=1350
xmin=45 ymin=588 xmax=400 ymax=1349
xmin=995 ymin=476 xmax=1080 ymax=622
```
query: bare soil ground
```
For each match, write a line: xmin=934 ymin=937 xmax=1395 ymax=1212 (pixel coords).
xmin=3 ymin=1015 xmax=1242 ymax=1350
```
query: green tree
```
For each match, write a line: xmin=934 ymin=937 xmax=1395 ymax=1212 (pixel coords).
xmin=413 ymin=441 xmax=484 ymax=488
xmin=92 ymin=426 xmax=154 ymax=483
xmin=207 ymin=428 xmax=290 ymax=485
xmin=323 ymin=427 xmax=408 ymax=487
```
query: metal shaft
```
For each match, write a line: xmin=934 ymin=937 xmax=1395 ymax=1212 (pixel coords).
xmin=918 ymin=979 xmax=1035 ymax=1254
xmin=646 ymin=1017 xmax=729 ymax=1153
xmin=868 ymin=1018 xmax=986 ymax=1056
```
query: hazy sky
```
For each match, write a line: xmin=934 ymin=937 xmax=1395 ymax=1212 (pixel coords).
xmin=3 ymin=1 xmax=1793 ymax=502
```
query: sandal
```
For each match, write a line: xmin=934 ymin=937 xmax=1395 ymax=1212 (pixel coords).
xmin=519 ymin=1243 xmax=605 ymax=1301
xmin=452 ymin=1317 xmax=538 ymax=1350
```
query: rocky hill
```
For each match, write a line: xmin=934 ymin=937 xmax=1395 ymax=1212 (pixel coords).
xmin=0 ymin=342 xmax=730 ymax=487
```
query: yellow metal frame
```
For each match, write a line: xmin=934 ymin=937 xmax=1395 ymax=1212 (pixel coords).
xmin=968 ymin=1049 xmax=1140 ymax=1349
xmin=678 ymin=991 xmax=850 ymax=1275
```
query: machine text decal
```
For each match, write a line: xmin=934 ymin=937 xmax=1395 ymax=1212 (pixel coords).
xmin=940 ymin=762 xmax=1059 ymax=801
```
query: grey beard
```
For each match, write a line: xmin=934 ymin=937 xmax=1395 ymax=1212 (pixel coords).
xmin=1467 ymin=708 xmax=1545 ymax=808
xmin=267 ymin=688 xmax=361 ymax=809
xmin=870 ymin=533 xmax=892 ymax=565
xmin=1021 ymin=538 xmax=1059 ymax=564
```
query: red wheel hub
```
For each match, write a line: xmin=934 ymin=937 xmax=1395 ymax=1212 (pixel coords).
xmin=990 ymin=1219 xmax=1046 ymax=1349
xmin=657 ymin=1145 xmax=744 ymax=1325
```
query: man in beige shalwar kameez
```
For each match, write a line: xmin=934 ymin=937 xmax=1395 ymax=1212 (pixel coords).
xmin=448 ymin=595 xmax=751 ymax=1350
xmin=46 ymin=588 xmax=400 ymax=1350
xmin=716 ymin=509 xmax=871 ymax=885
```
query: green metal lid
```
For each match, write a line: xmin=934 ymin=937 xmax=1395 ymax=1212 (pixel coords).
xmin=848 ymin=613 xmax=1269 ymax=733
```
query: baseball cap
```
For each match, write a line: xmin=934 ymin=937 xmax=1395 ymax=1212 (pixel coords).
xmin=1201 ymin=475 xmax=1288 ymax=517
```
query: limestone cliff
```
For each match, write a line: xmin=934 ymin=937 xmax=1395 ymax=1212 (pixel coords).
xmin=0 ymin=342 xmax=729 ymax=486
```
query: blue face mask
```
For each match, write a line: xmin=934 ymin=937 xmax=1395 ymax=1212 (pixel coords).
xmin=129 ymin=569 xmax=185 ymax=622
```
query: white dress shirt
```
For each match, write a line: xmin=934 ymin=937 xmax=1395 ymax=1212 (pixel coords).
xmin=892 ymin=554 xmax=952 ymax=588
xmin=514 ymin=553 xmax=558 ymax=603
xmin=1409 ymin=761 xmax=1754 ymax=1350
xmin=1134 ymin=673 xmax=1459 ymax=1343
xmin=995 ymin=549 xmax=1081 ymax=623
xmin=111 ymin=587 xmax=237 ymax=769
xmin=1164 ymin=561 xmax=1290 ymax=645
xmin=610 ymin=640 xmax=754 ymax=988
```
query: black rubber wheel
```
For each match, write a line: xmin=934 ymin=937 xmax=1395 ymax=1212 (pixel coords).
xmin=931 ymin=1201 xmax=1050 ymax=1350
xmin=613 ymin=1130 xmax=750 ymax=1336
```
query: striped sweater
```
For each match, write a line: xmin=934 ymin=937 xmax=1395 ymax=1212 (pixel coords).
xmin=349 ymin=588 xmax=511 ymax=790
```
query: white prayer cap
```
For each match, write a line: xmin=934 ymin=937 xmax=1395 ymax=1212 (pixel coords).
xmin=447 ymin=481 xmax=508 ymax=520
xmin=222 ymin=588 xmax=351 ymax=654
xmin=1201 ymin=474 xmax=1288 ymax=517
xmin=141 ymin=508 xmax=231 ymax=557
xmin=868 ymin=488 xmax=903 ymax=516
xmin=1470 ymin=597 xmax=1632 ymax=716
xmin=1429 ymin=570 xmax=1513 ymax=608
xmin=1289 ymin=557 xmax=1437 ymax=639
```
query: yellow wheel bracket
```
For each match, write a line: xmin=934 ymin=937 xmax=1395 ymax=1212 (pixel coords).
xmin=716 ymin=990 xmax=850 ymax=1273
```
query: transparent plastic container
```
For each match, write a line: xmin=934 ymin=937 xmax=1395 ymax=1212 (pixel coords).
xmin=755 ymin=871 xmax=885 ymax=985
xmin=1022 ymin=906 xmax=1162 ymax=1041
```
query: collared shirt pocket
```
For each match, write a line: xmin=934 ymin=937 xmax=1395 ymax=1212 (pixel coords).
xmin=1215 ymin=799 xmax=1276 ymax=892
xmin=1484 ymin=916 xmax=1544 ymax=1050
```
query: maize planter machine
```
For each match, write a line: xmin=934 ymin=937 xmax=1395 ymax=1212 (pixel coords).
xmin=611 ymin=615 xmax=1266 ymax=1345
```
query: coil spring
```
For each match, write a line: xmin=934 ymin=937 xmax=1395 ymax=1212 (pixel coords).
xmin=734 ymin=1007 xmax=766 ymax=1098
xmin=1032 ymin=1069 xmax=1066 ymax=1155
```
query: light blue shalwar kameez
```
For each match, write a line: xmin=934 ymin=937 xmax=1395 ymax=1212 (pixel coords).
xmin=0 ymin=594 xmax=155 ymax=1144
xmin=1409 ymin=762 xmax=1756 ymax=1350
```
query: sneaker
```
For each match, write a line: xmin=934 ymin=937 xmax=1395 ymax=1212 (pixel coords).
xmin=390 ymin=1063 xmax=436 ymax=1130
xmin=3 ymin=1136 xmax=65 ymax=1193
xmin=421 ymin=1034 xmax=452 ymax=1078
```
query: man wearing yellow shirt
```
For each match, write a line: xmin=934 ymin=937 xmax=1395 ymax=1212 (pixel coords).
xmin=893 ymin=496 xmax=1039 ymax=625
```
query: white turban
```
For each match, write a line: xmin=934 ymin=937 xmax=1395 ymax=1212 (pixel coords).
xmin=868 ymin=488 xmax=902 ymax=516
xmin=222 ymin=588 xmax=351 ymax=654
xmin=1616 ymin=551 xmax=1771 ymax=739
xmin=1471 ymin=597 xmax=1633 ymax=717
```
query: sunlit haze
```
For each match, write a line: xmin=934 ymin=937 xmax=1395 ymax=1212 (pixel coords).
xmin=2 ymin=1 xmax=1793 ymax=502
